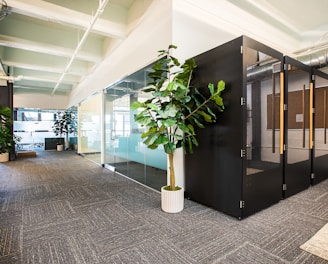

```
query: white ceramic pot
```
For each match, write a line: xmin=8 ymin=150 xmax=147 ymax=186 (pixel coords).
xmin=161 ymin=186 xmax=184 ymax=213
xmin=57 ymin=144 xmax=64 ymax=151
xmin=0 ymin=152 xmax=9 ymax=162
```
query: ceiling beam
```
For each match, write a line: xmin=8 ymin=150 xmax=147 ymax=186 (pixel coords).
xmin=8 ymin=0 xmax=127 ymax=39
xmin=3 ymin=60 xmax=87 ymax=76
xmin=0 ymin=35 xmax=102 ymax=63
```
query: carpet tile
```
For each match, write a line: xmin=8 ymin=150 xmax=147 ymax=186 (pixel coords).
xmin=0 ymin=225 xmax=21 ymax=257
xmin=0 ymin=150 xmax=327 ymax=263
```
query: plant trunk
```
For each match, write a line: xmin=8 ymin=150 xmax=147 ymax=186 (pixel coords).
xmin=65 ymin=133 xmax=69 ymax=150
xmin=168 ymin=153 xmax=175 ymax=190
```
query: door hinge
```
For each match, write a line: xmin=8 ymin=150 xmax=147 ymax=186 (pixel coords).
xmin=241 ymin=149 xmax=246 ymax=158
xmin=311 ymin=173 xmax=315 ymax=179
xmin=283 ymin=184 xmax=287 ymax=191
xmin=283 ymin=63 xmax=291 ymax=71
xmin=240 ymin=200 xmax=245 ymax=209
xmin=241 ymin=97 xmax=246 ymax=106
xmin=284 ymin=104 xmax=288 ymax=111
xmin=240 ymin=45 xmax=243 ymax=54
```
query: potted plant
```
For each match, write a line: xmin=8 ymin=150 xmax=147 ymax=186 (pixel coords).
xmin=131 ymin=45 xmax=225 ymax=213
xmin=0 ymin=104 xmax=13 ymax=162
xmin=52 ymin=110 xmax=77 ymax=151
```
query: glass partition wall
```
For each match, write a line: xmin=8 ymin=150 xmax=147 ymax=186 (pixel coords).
xmin=78 ymin=94 xmax=102 ymax=164
xmin=312 ymin=69 xmax=328 ymax=184
xmin=104 ymin=64 xmax=167 ymax=191
xmin=14 ymin=108 xmax=77 ymax=150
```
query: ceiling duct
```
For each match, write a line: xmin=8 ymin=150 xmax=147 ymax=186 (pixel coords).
xmin=247 ymin=61 xmax=281 ymax=82
xmin=295 ymin=49 xmax=328 ymax=68
xmin=0 ymin=75 xmax=23 ymax=83
xmin=247 ymin=49 xmax=328 ymax=82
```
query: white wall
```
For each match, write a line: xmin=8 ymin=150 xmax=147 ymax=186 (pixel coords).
xmin=172 ymin=0 xmax=300 ymax=60
xmin=14 ymin=92 xmax=68 ymax=110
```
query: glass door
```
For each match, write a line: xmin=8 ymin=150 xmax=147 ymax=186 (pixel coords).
xmin=78 ymin=93 xmax=102 ymax=164
xmin=283 ymin=57 xmax=311 ymax=197
xmin=104 ymin=88 xmax=130 ymax=171
xmin=104 ymin=63 xmax=167 ymax=191
xmin=243 ymin=45 xmax=283 ymax=217
xmin=312 ymin=69 xmax=328 ymax=184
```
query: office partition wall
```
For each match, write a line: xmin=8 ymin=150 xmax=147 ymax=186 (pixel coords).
xmin=104 ymin=63 xmax=167 ymax=190
xmin=185 ymin=36 xmax=284 ymax=219
xmin=78 ymin=93 xmax=102 ymax=164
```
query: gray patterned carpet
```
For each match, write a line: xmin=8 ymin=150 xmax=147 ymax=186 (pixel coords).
xmin=0 ymin=150 xmax=328 ymax=263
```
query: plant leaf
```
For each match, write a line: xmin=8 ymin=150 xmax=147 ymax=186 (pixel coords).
xmin=154 ymin=134 xmax=170 ymax=145
xmin=131 ymin=101 xmax=144 ymax=110
xmin=164 ymin=142 xmax=175 ymax=154
xmin=146 ymin=103 xmax=159 ymax=111
xmin=208 ymin=83 xmax=214 ymax=95
xmin=198 ymin=110 xmax=213 ymax=123
xmin=162 ymin=119 xmax=176 ymax=127
xmin=217 ymin=80 xmax=225 ymax=93
xmin=143 ymin=133 xmax=159 ymax=146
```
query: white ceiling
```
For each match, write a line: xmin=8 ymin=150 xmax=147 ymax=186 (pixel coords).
xmin=0 ymin=0 xmax=328 ymax=96
xmin=0 ymin=0 xmax=153 ymax=94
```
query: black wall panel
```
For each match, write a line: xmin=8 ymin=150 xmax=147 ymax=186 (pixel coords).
xmin=185 ymin=36 xmax=284 ymax=219
xmin=0 ymin=82 xmax=15 ymax=160
xmin=186 ymin=37 xmax=244 ymax=218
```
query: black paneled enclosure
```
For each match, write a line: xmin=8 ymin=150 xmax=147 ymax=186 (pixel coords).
xmin=185 ymin=36 xmax=328 ymax=219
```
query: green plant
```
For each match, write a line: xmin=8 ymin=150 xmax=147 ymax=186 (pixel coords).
xmin=0 ymin=104 xmax=13 ymax=154
xmin=131 ymin=45 xmax=225 ymax=191
xmin=14 ymin=134 xmax=22 ymax=145
xmin=52 ymin=110 xmax=77 ymax=149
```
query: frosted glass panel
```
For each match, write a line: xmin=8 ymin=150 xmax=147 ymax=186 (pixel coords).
xmin=79 ymin=93 xmax=102 ymax=163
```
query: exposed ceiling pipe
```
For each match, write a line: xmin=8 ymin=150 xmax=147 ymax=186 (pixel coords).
xmin=247 ymin=49 xmax=328 ymax=82
xmin=295 ymin=49 xmax=328 ymax=68
xmin=52 ymin=0 xmax=110 ymax=95
xmin=0 ymin=75 xmax=23 ymax=82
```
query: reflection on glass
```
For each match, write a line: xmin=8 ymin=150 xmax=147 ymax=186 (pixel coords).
xmin=13 ymin=108 xmax=76 ymax=150
xmin=246 ymin=49 xmax=281 ymax=175
xmin=105 ymin=62 xmax=167 ymax=191
xmin=79 ymin=93 xmax=102 ymax=164
xmin=313 ymin=72 xmax=328 ymax=183
xmin=285 ymin=66 xmax=310 ymax=165
xmin=314 ymin=74 xmax=328 ymax=158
